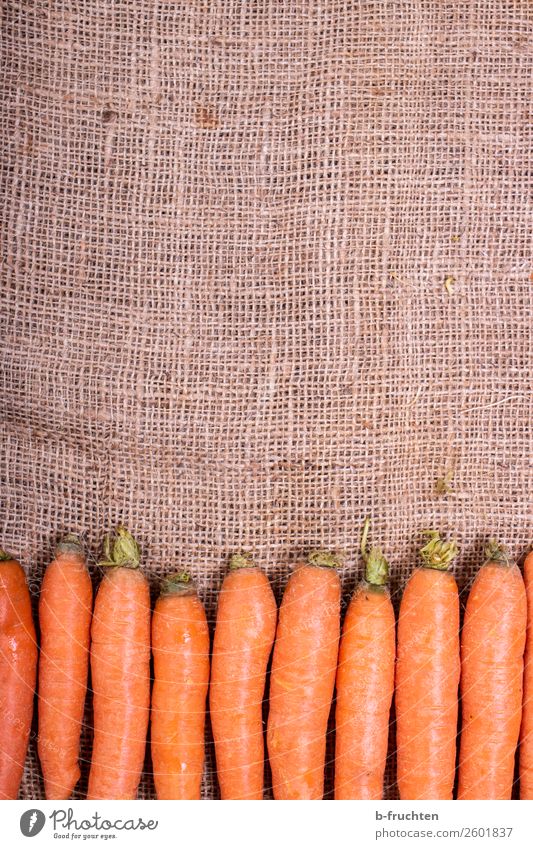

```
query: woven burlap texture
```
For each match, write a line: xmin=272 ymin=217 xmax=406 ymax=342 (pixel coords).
xmin=1 ymin=1 xmax=531 ymax=800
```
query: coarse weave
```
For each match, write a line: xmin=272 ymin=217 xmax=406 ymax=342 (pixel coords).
xmin=1 ymin=0 xmax=532 ymax=801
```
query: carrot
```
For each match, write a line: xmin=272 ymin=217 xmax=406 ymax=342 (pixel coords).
xmin=0 ymin=549 xmax=38 ymax=800
xmin=520 ymin=550 xmax=533 ymax=799
xmin=87 ymin=528 xmax=151 ymax=800
xmin=151 ymin=571 xmax=210 ymax=800
xmin=267 ymin=550 xmax=341 ymax=800
xmin=37 ymin=535 xmax=92 ymax=799
xmin=334 ymin=521 xmax=395 ymax=799
xmin=396 ymin=531 xmax=460 ymax=800
xmin=458 ymin=541 xmax=526 ymax=800
xmin=210 ymin=553 xmax=277 ymax=799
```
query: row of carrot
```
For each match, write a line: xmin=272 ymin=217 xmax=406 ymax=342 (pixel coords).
xmin=1 ymin=525 xmax=532 ymax=801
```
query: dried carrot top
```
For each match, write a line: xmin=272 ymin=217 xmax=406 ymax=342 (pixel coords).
xmin=307 ymin=549 xmax=342 ymax=569
xmin=361 ymin=518 xmax=389 ymax=587
xmin=160 ymin=571 xmax=196 ymax=596
xmin=419 ymin=529 xmax=458 ymax=570
xmin=228 ymin=551 xmax=256 ymax=570
xmin=99 ymin=525 xmax=141 ymax=569
xmin=484 ymin=539 xmax=511 ymax=565
xmin=55 ymin=533 xmax=84 ymax=557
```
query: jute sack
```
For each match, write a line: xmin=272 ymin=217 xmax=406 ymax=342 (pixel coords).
xmin=1 ymin=1 xmax=531 ymax=799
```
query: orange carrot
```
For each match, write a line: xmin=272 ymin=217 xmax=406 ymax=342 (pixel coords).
xmin=520 ymin=550 xmax=533 ymax=799
xmin=87 ymin=528 xmax=151 ymax=800
xmin=151 ymin=572 xmax=210 ymax=799
xmin=335 ymin=521 xmax=395 ymax=799
xmin=267 ymin=550 xmax=341 ymax=799
xmin=396 ymin=531 xmax=460 ymax=800
xmin=210 ymin=553 xmax=277 ymax=799
xmin=38 ymin=535 xmax=92 ymax=799
xmin=458 ymin=541 xmax=526 ymax=800
xmin=0 ymin=550 xmax=38 ymax=800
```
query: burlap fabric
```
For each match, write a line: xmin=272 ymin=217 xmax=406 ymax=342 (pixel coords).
xmin=1 ymin=1 xmax=531 ymax=801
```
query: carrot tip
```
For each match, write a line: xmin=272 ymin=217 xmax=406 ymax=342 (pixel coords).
xmin=160 ymin=571 xmax=195 ymax=596
xmin=419 ymin=530 xmax=458 ymax=570
xmin=307 ymin=549 xmax=342 ymax=569
xmin=360 ymin=519 xmax=389 ymax=586
xmin=98 ymin=526 xmax=141 ymax=569
xmin=484 ymin=539 xmax=510 ymax=565
xmin=228 ymin=551 xmax=255 ymax=570
xmin=0 ymin=548 xmax=14 ymax=561
xmin=56 ymin=533 xmax=84 ymax=557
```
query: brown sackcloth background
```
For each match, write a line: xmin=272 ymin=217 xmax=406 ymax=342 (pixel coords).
xmin=1 ymin=1 xmax=532 ymax=800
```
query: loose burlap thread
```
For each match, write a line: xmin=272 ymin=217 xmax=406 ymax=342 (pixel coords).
xmin=1 ymin=1 xmax=531 ymax=800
